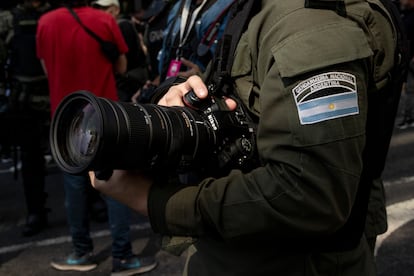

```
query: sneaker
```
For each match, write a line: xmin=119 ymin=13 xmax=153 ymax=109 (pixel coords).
xmin=50 ymin=252 xmax=97 ymax=272
xmin=111 ymin=255 xmax=157 ymax=276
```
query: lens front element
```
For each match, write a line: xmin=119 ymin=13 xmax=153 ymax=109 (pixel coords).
xmin=68 ymin=103 xmax=99 ymax=166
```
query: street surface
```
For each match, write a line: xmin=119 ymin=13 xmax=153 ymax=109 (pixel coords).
xmin=0 ymin=114 xmax=414 ymax=275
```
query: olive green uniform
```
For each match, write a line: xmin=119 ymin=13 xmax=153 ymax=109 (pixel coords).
xmin=365 ymin=177 xmax=388 ymax=254
xmin=148 ymin=0 xmax=397 ymax=275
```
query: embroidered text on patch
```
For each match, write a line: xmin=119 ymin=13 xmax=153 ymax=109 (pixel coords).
xmin=292 ymin=72 xmax=359 ymax=125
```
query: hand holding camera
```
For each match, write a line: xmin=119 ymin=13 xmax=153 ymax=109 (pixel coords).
xmin=158 ymin=75 xmax=237 ymax=110
xmin=89 ymin=170 xmax=152 ymax=215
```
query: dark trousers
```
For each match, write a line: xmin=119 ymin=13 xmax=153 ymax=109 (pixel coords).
xmin=20 ymin=119 xmax=47 ymax=215
xmin=402 ymin=62 xmax=414 ymax=119
xmin=10 ymin=80 xmax=50 ymax=216
xmin=63 ymin=172 xmax=133 ymax=258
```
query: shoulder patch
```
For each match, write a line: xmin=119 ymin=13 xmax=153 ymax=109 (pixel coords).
xmin=292 ymin=72 xmax=359 ymax=125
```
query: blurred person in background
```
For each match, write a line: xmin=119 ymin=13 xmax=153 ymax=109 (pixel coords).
xmin=157 ymin=0 xmax=235 ymax=81
xmin=132 ymin=0 xmax=235 ymax=105
xmin=92 ymin=0 xmax=151 ymax=102
xmin=36 ymin=0 xmax=157 ymax=274
xmin=0 ymin=0 xmax=14 ymax=164
xmin=131 ymin=0 xmax=172 ymax=103
xmin=8 ymin=0 xmax=52 ymax=237
xmin=397 ymin=0 xmax=414 ymax=129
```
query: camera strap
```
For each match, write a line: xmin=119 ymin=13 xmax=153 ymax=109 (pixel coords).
xmin=179 ymin=0 xmax=208 ymax=52
xmin=65 ymin=7 xmax=106 ymax=46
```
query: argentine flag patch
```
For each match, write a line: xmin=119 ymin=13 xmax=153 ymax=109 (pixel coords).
xmin=292 ymin=72 xmax=359 ymax=125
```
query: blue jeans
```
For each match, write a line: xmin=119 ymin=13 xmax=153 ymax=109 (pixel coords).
xmin=63 ymin=172 xmax=133 ymax=259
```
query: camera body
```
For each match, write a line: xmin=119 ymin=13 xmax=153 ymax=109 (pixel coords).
xmin=180 ymin=88 xmax=258 ymax=175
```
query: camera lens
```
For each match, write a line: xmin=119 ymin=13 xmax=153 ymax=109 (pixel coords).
xmin=50 ymin=92 xmax=105 ymax=174
xmin=50 ymin=91 xmax=216 ymax=174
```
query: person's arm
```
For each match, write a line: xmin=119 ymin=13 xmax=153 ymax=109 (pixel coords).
xmin=147 ymin=61 xmax=370 ymax=240
xmin=91 ymin=56 xmax=368 ymax=242
xmin=114 ymin=53 xmax=127 ymax=74
xmin=40 ymin=59 xmax=47 ymax=76
xmin=177 ymin=58 xmax=202 ymax=78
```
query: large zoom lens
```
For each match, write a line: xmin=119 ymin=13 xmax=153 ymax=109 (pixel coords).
xmin=50 ymin=91 xmax=216 ymax=174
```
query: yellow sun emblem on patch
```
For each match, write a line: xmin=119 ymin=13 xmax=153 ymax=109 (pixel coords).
xmin=328 ymin=103 xmax=336 ymax=110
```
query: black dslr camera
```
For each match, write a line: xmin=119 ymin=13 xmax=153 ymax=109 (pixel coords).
xmin=49 ymin=83 xmax=258 ymax=178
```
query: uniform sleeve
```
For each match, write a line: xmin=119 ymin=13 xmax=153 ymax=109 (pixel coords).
xmin=148 ymin=8 xmax=375 ymax=241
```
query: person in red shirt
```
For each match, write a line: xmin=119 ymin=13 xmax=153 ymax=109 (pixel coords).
xmin=36 ymin=0 xmax=127 ymax=115
xmin=36 ymin=0 xmax=157 ymax=274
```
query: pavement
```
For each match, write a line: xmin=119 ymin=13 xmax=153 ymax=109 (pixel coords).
xmin=0 ymin=118 xmax=414 ymax=275
xmin=0 ymin=164 xmax=187 ymax=276
xmin=375 ymin=122 xmax=414 ymax=276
